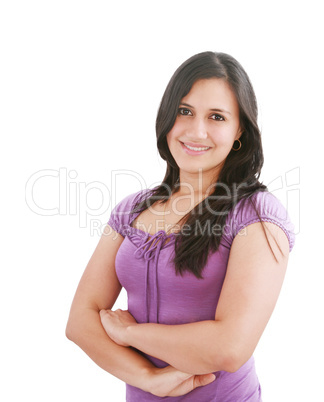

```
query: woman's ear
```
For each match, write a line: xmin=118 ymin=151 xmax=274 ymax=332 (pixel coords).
xmin=235 ymin=128 xmax=243 ymax=141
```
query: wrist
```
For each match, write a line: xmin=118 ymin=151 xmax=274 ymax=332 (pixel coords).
xmin=124 ymin=323 xmax=137 ymax=347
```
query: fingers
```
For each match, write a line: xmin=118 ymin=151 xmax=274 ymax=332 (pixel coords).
xmin=193 ymin=373 xmax=216 ymax=388
xmin=99 ymin=309 xmax=109 ymax=317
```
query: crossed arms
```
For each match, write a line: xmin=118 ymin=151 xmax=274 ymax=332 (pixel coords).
xmin=66 ymin=221 xmax=289 ymax=396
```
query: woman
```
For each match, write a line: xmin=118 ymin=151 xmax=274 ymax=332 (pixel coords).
xmin=66 ymin=51 xmax=295 ymax=401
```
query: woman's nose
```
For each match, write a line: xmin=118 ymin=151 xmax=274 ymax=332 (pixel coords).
xmin=188 ymin=118 xmax=208 ymax=139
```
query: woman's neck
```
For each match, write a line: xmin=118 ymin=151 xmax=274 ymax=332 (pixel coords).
xmin=175 ymin=169 xmax=218 ymax=199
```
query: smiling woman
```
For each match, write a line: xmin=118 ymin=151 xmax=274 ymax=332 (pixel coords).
xmin=167 ymin=78 xmax=242 ymax=180
xmin=66 ymin=51 xmax=295 ymax=401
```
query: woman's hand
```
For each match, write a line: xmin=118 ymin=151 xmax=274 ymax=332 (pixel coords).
xmin=99 ymin=309 xmax=216 ymax=397
xmin=99 ymin=309 xmax=137 ymax=347
xmin=146 ymin=365 xmax=216 ymax=397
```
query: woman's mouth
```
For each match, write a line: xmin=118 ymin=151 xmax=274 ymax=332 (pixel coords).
xmin=180 ymin=142 xmax=211 ymax=155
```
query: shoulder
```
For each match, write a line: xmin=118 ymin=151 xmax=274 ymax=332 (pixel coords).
xmin=222 ymin=191 xmax=295 ymax=251
xmin=107 ymin=188 xmax=153 ymax=235
xmin=112 ymin=188 xmax=153 ymax=213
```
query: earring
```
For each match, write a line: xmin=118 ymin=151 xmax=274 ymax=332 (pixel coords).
xmin=232 ymin=139 xmax=242 ymax=151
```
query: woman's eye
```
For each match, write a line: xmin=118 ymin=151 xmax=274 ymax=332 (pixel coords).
xmin=178 ymin=108 xmax=192 ymax=116
xmin=211 ymin=114 xmax=225 ymax=121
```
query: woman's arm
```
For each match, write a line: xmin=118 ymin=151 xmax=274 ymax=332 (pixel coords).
xmin=100 ymin=221 xmax=290 ymax=374
xmin=66 ymin=225 xmax=215 ymax=396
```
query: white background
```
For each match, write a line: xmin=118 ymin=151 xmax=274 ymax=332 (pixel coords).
xmin=1 ymin=1 xmax=323 ymax=401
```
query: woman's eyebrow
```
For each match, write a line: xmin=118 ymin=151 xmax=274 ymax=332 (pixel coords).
xmin=180 ymin=102 xmax=231 ymax=115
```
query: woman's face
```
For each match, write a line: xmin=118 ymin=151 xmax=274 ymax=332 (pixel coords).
xmin=167 ymin=78 xmax=242 ymax=180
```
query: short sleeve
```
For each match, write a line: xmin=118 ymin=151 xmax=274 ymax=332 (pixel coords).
xmin=221 ymin=191 xmax=295 ymax=252
xmin=107 ymin=189 xmax=152 ymax=237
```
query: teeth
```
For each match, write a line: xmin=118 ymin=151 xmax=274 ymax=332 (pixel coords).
xmin=183 ymin=143 xmax=210 ymax=151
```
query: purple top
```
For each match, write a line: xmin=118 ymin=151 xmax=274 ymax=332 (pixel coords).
xmin=108 ymin=189 xmax=295 ymax=401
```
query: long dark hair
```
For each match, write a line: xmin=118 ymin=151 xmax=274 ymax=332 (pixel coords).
xmin=134 ymin=51 xmax=267 ymax=278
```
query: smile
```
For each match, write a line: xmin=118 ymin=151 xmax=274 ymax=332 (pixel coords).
xmin=180 ymin=142 xmax=212 ymax=155
xmin=183 ymin=143 xmax=211 ymax=151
